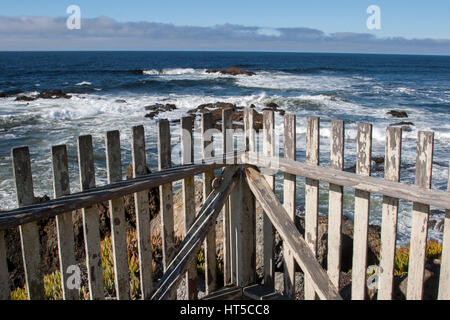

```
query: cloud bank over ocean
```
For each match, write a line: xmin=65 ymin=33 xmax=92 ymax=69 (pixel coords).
xmin=0 ymin=15 xmax=449 ymax=54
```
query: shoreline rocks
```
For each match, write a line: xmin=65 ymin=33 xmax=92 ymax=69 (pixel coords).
xmin=144 ymin=103 xmax=177 ymax=119
xmin=205 ymin=66 xmax=255 ymax=76
xmin=387 ymin=110 xmax=408 ymax=118
xmin=15 ymin=90 xmax=72 ymax=102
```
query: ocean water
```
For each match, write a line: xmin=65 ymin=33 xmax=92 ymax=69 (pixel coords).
xmin=0 ymin=51 xmax=449 ymax=245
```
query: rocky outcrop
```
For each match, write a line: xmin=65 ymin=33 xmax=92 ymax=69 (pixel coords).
xmin=186 ymin=102 xmax=265 ymax=130
xmin=263 ymin=102 xmax=285 ymax=115
xmin=145 ymin=103 xmax=177 ymax=119
xmin=387 ymin=110 xmax=408 ymax=118
xmin=15 ymin=90 xmax=72 ymax=102
xmin=205 ymin=67 xmax=255 ymax=76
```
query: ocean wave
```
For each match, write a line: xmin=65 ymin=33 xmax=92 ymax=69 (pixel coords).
xmin=75 ymin=81 xmax=92 ymax=86
xmin=143 ymin=68 xmax=202 ymax=75
xmin=235 ymin=71 xmax=356 ymax=91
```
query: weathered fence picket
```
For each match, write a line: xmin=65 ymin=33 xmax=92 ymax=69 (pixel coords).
xmin=77 ymin=135 xmax=104 ymax=300
xmin=438 ymin=162 xmax=450 ymax=299
xmin=202 ymin=113 xmax=217 ymax=295
xmin=327 ymin=120 xmax=345 ymax=288
xmin=12 ymin=147 xmax=45 ymax=300
xmin=181 ymin=116 xmax=198 ymax=299
xmin=262 ymin=110 xmax=275 ymax=291
xmin=283 ymin=114 xmax=296 ymax=297
xmin=378 ymin=127 xmax=402 ymax=300
xmin=105 ymin=131 xmax=130 ymax=300
xmin=239 ymin=108 xmax=256 ymax=287
xmin=351 ymin=123 xmax=372 ymax=300
xmin=158 ymin=120 xmax=175 ymax=276
xmin=222 ymin=109 xmax=233 ymax=286
xmin=51 ymin=145 xmax=78 ymax=300
xmin=304 ymin=116 xmax=320 ymax=300
xmin=131 ymin=125 xmax=153 ymax=299
xmin=407 ymin=131 xmax=434 ymax=300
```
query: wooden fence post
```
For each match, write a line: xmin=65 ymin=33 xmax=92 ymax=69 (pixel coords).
xmin=283 ymin=114 xmax=296 ymax=297
xmin=407 ymin=131 xmax=434 ymax=300
xmin=51 ymin=145 xmax=78 ymax=300
xmin=158 ymin=120 xmax=175 ymax=275
xmin=12 ymin=147 xmax=44 ymax=300
xmin=222 ymin=109 xmax=233 ymax=286
xmin=202 ymin=113 xmax=217 ymax=294
xmin=438 ymin=160 xmax=450 ymax=299
xmin=239 ymin=108 xmax=256 ymax=287
xmin=328 ymin=120 xmax=345 ymax=288
xmin=77 ymin=135 xmax=104 ymax=300
xmin=304 ymin=116 xmax=320 ymax=300
xmin=262 ymin=110 xmax=275 ymax=290
xmin=105 ymin=131 xmax=130 ymax=300
xmin=181 ymin=116 xmax=198 ymax=299
xmin=351 ymin=123 xmax=372 ymax=300
xmin=229 ymin=173 xmax=242 ymax=286
xmin=378 ymin=127 xmax=402 ymax=300
xmin=132 ymin=125 xmax=153 ymax=299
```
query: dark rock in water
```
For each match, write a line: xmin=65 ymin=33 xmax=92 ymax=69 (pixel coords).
xmin=371 ymin=156 xmax=384 ymax=164
xmin=390 ymin=121 xmax=413 ymax=132
xmin=38 ymin=90 xmax=72 ymax=100
xmin=115 ymin=99 xmax=127 ymax=103
xmin=144 ymin=103 xmax=177 ymax=119
xmin=345 ymin=156 xmax=385 ymax=173
xmin=145 ymin=103 xmax=164 ymax=111
xmin=145 ymin=111 xmax=159 ymax=119
xmin=392 ymin=121 xmax=414 ymax=126
xmin=15 ymin=90 xmax=72 ymax=102
xmin=205 ymin=66 xmax=255 ymax=76
xmin=262 ymin=102 xmax=286 ymax=115
xmin=15 ymin=95 xmax=36 ymax=101
xmin=187 ymin=101 xmax=263 ymax=130
xmin=387 ymin=110 xmax=408 ymax=118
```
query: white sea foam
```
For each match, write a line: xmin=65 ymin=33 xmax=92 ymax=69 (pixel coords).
xmin=143 ymin=68 xmax=204 ymax=76
xmin=75 ymin=81 xmax=92 ymax=86
xmin=235 ymin=71 xmax=356 ymax=91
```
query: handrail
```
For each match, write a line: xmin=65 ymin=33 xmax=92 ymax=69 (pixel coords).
xmin=242 ymin=152 xmax=450 ymax=210
xmin=0 ymin=152 xmax=242 ymax=230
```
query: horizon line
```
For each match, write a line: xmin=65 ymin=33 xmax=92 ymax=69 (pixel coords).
xmin=0 ymin=50 xmax=449 ymax=57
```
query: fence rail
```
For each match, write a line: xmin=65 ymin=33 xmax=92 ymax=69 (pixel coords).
xmin=0 ymin=108 xmax=449 ymax=300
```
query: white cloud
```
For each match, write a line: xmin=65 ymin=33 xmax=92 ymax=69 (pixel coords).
xmin=0 ymin=15 xmax=449 ymax=54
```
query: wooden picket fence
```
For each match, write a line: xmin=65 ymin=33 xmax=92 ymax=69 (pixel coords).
xmin=0 ymin=108 xmax=449 ymax=300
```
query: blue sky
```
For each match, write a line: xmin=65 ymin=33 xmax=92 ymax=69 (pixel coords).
xmin=3 ymin=0 xmax=450 ymax=39
xmin=1 ymin=0 xmax=449 ymax=53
